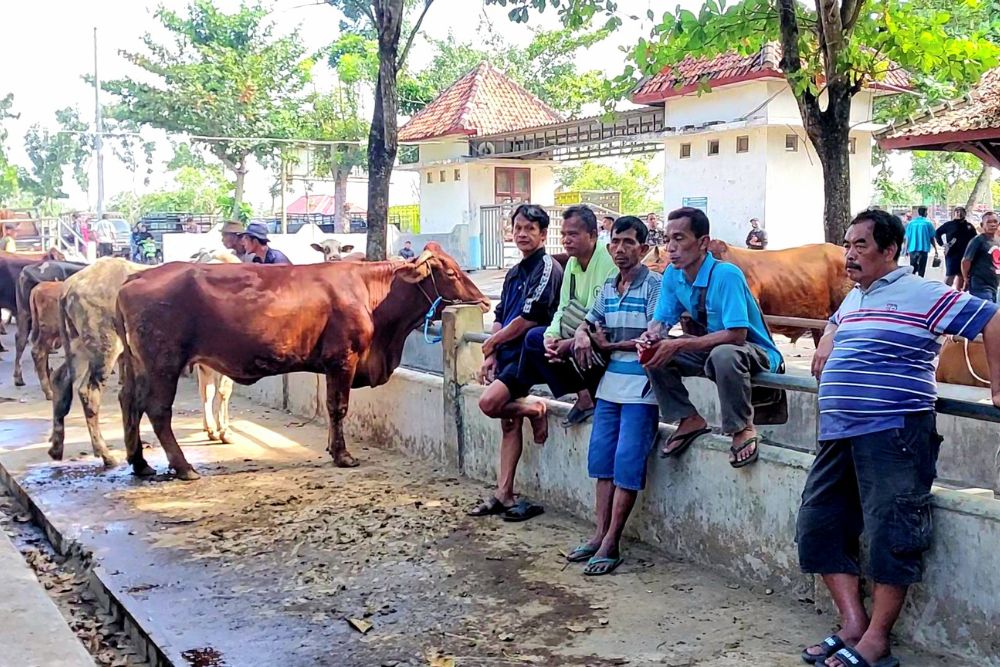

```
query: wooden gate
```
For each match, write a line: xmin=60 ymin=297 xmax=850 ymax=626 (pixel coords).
xmin=479 ymin=205 xmax=506 ymax=269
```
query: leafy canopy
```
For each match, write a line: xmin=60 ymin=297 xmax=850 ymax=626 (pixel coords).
xmin=557 ymin=157 xmax=661 ymax=215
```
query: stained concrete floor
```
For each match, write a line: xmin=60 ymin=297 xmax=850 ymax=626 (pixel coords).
xmin=0 ymin=339 xmax=970 ymax=667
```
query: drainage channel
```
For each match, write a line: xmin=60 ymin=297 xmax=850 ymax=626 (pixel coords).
xmin=0 ymin=484 xmax=172 ymax=666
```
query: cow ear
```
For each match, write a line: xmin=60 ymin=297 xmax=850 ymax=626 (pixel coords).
xmin=310 ymin=243 xmax=323 ymax=253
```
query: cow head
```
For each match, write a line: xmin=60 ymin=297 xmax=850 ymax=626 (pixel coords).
xmin=641 ymin=245 xmax=669 ymax=273
xmin=707 ymin=239 xmax=730 ymax=260
xmin=395 ymin=242 xmax=489 ymax=313
xmin=310 ymin=239 xmax=343 ymax=262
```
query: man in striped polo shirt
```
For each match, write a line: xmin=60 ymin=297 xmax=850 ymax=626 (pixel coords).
xmin=565 ymin=216 xmax=661 ymax=576
xmin=799 ymin=209 xmax=1000 ymax=667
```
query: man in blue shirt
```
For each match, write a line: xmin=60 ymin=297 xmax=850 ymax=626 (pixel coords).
xmin=240 ymin=223 xmax=292 ymax=264
xmin=902 ymin=206 xmax=938 ymax=277
xmin=799 ymin=209 xmax=1000 ymax=667
xmin=638 ymin=207 xmax=782 ymax=468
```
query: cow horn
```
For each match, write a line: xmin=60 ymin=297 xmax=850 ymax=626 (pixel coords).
xmin=413 ymin=249 xmax=435 ymax=266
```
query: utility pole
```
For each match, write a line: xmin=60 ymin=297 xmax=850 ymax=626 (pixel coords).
xmin=93 ymin=27 xmax=105 ymax=220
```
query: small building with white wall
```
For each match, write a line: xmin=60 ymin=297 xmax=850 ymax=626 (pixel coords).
xmin=631 ymin=45 xmax=906 ymax=248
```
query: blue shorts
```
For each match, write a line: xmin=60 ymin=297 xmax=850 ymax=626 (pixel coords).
xmin=588 ymin=400 xmax=660 ymax=491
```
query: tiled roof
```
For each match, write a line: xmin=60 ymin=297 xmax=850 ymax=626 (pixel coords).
xmin=399 ymin=62 xmax=563 ymax=142
xmin=878 ymin=67 xmax=1000 ymax=142
xmin=632 ymin=44 xmax=911 ymax=104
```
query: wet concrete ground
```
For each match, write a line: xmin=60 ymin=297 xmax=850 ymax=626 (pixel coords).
xmin=0 ymin=345 xmax=969 ymax=666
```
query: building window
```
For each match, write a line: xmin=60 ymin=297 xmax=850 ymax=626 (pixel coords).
xmin=736 ymin=135 xmax=749 ymax=153
xmin=439 ymin=170 xmax=446 ymax=182
xmin=454 ymin=169 xmax=461 ymax=181
xmin=849 ymin=137 xmax=857 ymax=155
xmin=785 ymin=134 xmax=799 ymax=152
xmin=426 ymin=171 xmax=433 ymax=184
xmin=680 ymin=143 xmax=691 ymax=159
xmin=707 ymin=139 xmax=720 ymax=156
xmin=495 ymin=167 xmax=531 ymax=204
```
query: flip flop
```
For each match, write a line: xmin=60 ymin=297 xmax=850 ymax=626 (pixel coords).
xmin=829 ymin=647 xmax=900 ymax=667
xmin=659 ymin=427 xmax=711 ymax=458
xmin=729 ymin=436 xmax=760 ymax=468
xmin=565 ymin=543 xmax=599 ymax=562
xmin=800 ymin=635 xmax=845 ymax=664
xmin=467 ymin=497 xmax=511 ymax=517
xmin=502 ymin=499 xmax=545 ymax=522
xmin=560 ymin=405 xmax=595 ymax=427
xmin=583 ymin=556 xmax=624 ymax=576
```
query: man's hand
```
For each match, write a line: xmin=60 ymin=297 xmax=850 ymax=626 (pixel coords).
xmin=992 ymin=389 xmax=1000 ymax=410
xmin=544 ymin=336 xmax=573 ymax=362
xmin=481 ymin=336 xmax=496 ymax=360
xmin=642 ymin=338 xmax=686 ymax=369
xmin=811 ymin=332 xmax=835 ymax=380
xmin=590 ymin=323 xmax=611 ymax=351
xmin=574 ymin=328 xmax=599 ymax=370
xmin=477 ymin=355 xmax=497 ymax=385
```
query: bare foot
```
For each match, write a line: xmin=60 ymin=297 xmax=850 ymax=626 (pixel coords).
xmin=528 ymin=402 xmax=548 ymax=444
xmin=661 ymin=414 xmax=708 ymax=456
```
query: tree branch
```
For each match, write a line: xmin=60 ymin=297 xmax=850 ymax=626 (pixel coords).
xmin=840 ymin=0 xmax=864 ymax=35
xmin=778 ymin=0 xmax=822 ymax=126
xmin=397 ymin=0 xmax=434 ymax=72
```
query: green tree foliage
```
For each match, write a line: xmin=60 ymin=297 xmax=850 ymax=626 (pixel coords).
xmin=103 ymin=0 xmax=314 ymax=220
xmin=557 ymin=158 xmax=661 ymax=215
xmin=0 ymin=94 xmax=20 ymax=206
xmin=909 ymin=151 xmax=982 ymax=204
xmin=489 ymin=0 xmax=1000 ymax=242
xmin=18 ymin=107 xmax=91 ymax=212
xmin=109 ymin=160 xmax=233 ymax=222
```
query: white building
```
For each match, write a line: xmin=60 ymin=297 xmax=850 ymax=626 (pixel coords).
xmin=633 ymin=45 xmax=908 ymax=248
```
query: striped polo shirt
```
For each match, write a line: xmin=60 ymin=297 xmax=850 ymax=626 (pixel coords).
xmin=819 ymin=266 xmax=998 ymax=440
xmin=586 ymin=265 xmax=661 ymax=405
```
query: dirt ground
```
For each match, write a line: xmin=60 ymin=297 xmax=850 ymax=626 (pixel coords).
xmin=0 ymin=335 xmax=968 ymax=666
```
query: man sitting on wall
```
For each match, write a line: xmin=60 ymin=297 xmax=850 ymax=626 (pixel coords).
xmin=470 ymin=204 xmax=563 ymax=522
xmin=638 ymin=207 xmax=784 ymax=468
xmin=565 ymin=215 xmax=662 ymax=576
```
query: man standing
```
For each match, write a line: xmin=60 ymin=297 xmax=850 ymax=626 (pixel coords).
xmin=93 ymin=215 xmax=117 ymax=258
xmin=565 ymin=216 xmax=661 ymax=575
xmin=518 ymin=205 xmax=617 ymax=426
xmin=745 ymin=218 xmax=768 ymax=250
xmin=240 ymin=223 xmax=292 ymax=264
xmin=598 ymin=215 xmax=615 ymax=244
xmin=470 ymin=204 xmax=562 ymax=522
xmin=0 ymin=223 xmax=16 ymax=253
xmin=220 ymin=221 xmax=248 ymax=262
xmin=646 ymin=212 xmax=666 ymax=247
xmin=934 ymin=206 xmax=977 ymax=289
xmin=399 ymin=240 xmax=415 ymax=260
xmin=961 ymin=210 xmax=1000 ymax=302
xmin=798 ymin=209 xmax=1000 ymax=667
xmin=639 ymin=207 xmax=783 ymax=467
xmin=902 ymin=206 xmax=937 ymax=277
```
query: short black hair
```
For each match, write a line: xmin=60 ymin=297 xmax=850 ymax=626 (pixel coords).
xmin=511 ymin=203 xmax=550 ymax=231
xmin=954 ymin=206 xmax=967 ymax=220
xmin=611 ymin=215 xmax=648 ymax=243
xmin=602 ymin=215 xmax=615 ymax=223
xmin=404 ymin=239 xmax=412 ymax=244
xmin=850 ymin=209 xmax=905 ymax=260
xmin=563 ymin=205 xmax=598 ymax=235
xmin=917 ymin=206 xmax=928 ymax=216
xmin=667 ymin=207 xmax=710 ymax=238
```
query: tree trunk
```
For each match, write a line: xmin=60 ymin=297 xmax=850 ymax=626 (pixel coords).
xmin=231 ymin=164 xmax=247 ymax=222
xmin=803 ymin=93 xmax=854 ymax=244
xmin=966 ymin=162 xmax=993 ymax=211
xmin=334 ymin=163 xmax=349 ymax=233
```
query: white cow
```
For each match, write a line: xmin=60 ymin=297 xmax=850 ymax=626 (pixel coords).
xmin=309 ymin=239 xmax=366 ymax=262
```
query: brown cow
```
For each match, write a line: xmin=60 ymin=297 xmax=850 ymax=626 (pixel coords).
xmin=0 ymin=248 xmax=66 ymax=351
xmin=937 ymin=336 xmax=990 ymax=387
xmin=115 ymin=243 xmax=489 ymax=481
xmin=643 ymin=242 xmax=852 ymax=345
xmin=28 ymin=281 xmax=64 ymax=400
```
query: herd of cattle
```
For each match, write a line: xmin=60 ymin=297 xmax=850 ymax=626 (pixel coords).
xmin=0 ymin=240 xmax=989 ymax=480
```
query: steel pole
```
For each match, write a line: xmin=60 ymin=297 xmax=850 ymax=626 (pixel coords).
xmin=93 ymin=27 xmax=105 ymax=219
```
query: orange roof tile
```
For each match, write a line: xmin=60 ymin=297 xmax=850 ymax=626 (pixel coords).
xmin=879 ymin=67 xmax=1000 ymax=142
xmin=399 ymin=62 xmax=563 ymax=143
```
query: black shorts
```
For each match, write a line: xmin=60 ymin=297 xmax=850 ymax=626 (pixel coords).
xmin=495 ymin=346 xmax=531 ymax=400
xmin=944 ymin=254 xmax=962 ymax=277
xmin=796 ymin=412 xmax=941 ymax=586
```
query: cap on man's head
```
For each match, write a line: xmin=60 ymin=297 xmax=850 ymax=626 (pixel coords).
xmin=240 ymin=222 xmax=270 ymax=244
xmin=221 ymin=221 xmax=244 ymax=235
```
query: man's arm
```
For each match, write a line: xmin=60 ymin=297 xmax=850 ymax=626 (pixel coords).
xmin=543 ymin=265 xmax=573 ymax=340
xmin=811 ymin=322 xmax=838 ymax=379
xmin=643 ymin=327 xmax=746 ymax=368
xmin=759 ymin=230 xmax=768 ymax=249
xmin=979 ymin=312 xmax=1000 ymax=407
xmin=482 ymin=317 xmax=536 ymax=359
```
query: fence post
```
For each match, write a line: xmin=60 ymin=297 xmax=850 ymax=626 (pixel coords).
xmin=442 ymin=305 xmax=485 ymax=472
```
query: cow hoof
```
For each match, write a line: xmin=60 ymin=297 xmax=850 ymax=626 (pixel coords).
xmin=333 ymin=453 xmax=359 ymax=468
xmin=43 ymin=392 xmax=53 ymax=401
xmin=219 ymin=431 xmax=233 ymax=444
xmin=13 ymin=378 xmax=24 ymax=387
xmin=206 ymin=430 xmax=219 ymax=441
xmin=47 ymin=445 xmax=64 ymax=461
xmin=101 ymin=455 xmax=118 ymax=469
xmin=132 ymin=463 xmax=157 ymax=478
xmin=175 ymin=467 xmax=201 ymax=482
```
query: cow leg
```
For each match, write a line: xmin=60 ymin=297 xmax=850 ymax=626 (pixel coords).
xmin=811 ymin=328 xmax=823 ymax=348
xmin=119 ymin=353 xmax=154 ymax=477
xmin=216 ymin=375 xmax=234 ymax=444
xmin=197 ymin=366 xmax=222 ymax=440
xmin=325 ymin=366 xmax=358 ymax=468
xmin=12 ymin=315 xmax=28 ymax=386
xmin=78 ymin=360 xmax=118 ymax=468
xmin=145 ymin=372 xmax=199 ymax=481
xmin=47 ymin=360 xmax=75 ymax=460
xmin=31 ymin=343 xmax=53 ymax=401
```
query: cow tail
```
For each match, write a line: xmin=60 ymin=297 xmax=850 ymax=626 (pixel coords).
xmin=57 ymin=292 xmax=76 ymax=360
xmin=28 ymin=291 xmax=40 ymax=345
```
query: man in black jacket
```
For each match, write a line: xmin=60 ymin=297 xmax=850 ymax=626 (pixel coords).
xmin=935 ymin=206 xmax=977 ymax=289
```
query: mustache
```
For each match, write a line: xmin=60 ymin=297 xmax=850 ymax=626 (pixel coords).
xmin=845 ymin=263 xmax=862 ymax=271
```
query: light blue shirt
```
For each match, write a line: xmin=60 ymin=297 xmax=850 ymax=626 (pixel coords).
xmin=653 ymin=252 xmax=783 ymax=372
xmin=905 ymin=217 xmax=935 ymax=254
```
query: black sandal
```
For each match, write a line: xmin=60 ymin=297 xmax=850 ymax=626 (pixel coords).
xmin=829 ymin=647 xmax=899 ymax=667
xmin=502 ymin=499 xmax=545 ymax=522
xmin=560 ymin=405 xmax=595 ymax=427
xmin=729 ymin=436 xmax=760 ymax=468
xmin=659 ymin=427 xmax=711 ymax=458
xmin=467 ymin=497 xmax=511 ymax=517
xmin=801 ymin=635 xmax=845 ymax=664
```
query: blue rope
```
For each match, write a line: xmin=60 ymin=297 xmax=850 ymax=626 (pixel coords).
xmin=423 ymin=296 xmax=443 ymax=343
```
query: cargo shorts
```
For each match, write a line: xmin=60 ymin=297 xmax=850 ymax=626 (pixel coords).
xmin=796 ymin=412 xmax=942 ymax=586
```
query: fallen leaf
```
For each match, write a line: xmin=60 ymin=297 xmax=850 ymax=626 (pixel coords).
xmin=347 ymin=618 xmax=372 ymax=634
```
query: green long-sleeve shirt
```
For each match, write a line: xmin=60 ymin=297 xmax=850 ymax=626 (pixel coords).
xmin=544 ymin=244 xmax=618 ymax=339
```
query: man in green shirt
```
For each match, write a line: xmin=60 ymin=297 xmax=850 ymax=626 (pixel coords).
xmin=528 ymin=205 xmax=618 ymax=425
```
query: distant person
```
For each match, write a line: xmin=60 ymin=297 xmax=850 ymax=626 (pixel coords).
xmin=220 ymin=221 xmax=248 ymax=261
xmin=1 ymin=223 xmax=16 ymax=253
xmin=646 ymin=212 xmax=666 ymax=246
xmin=598 ymin=215 xmax=614 ymax=244
xmin=131 ymin=223 xmax=152 ymax=262
xmin=94 ymin=215 xmax=117 ymax=258
xmin=902 ymin=206 xmax=937 ymax=277
xmin=240 ymin=223 xmax=291 ymax=264
xmin=961 ymin=211 xmax=1000 ymax=302
xmin=399 ymin=240 xmax=415 ymax=260
xmin=934 ymin=206 xmax=977 ymax=289
xmin=185 ymin=216 xmax=199 ymax=234
xmin=745 ymin=218 xmax=768 ymax=250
